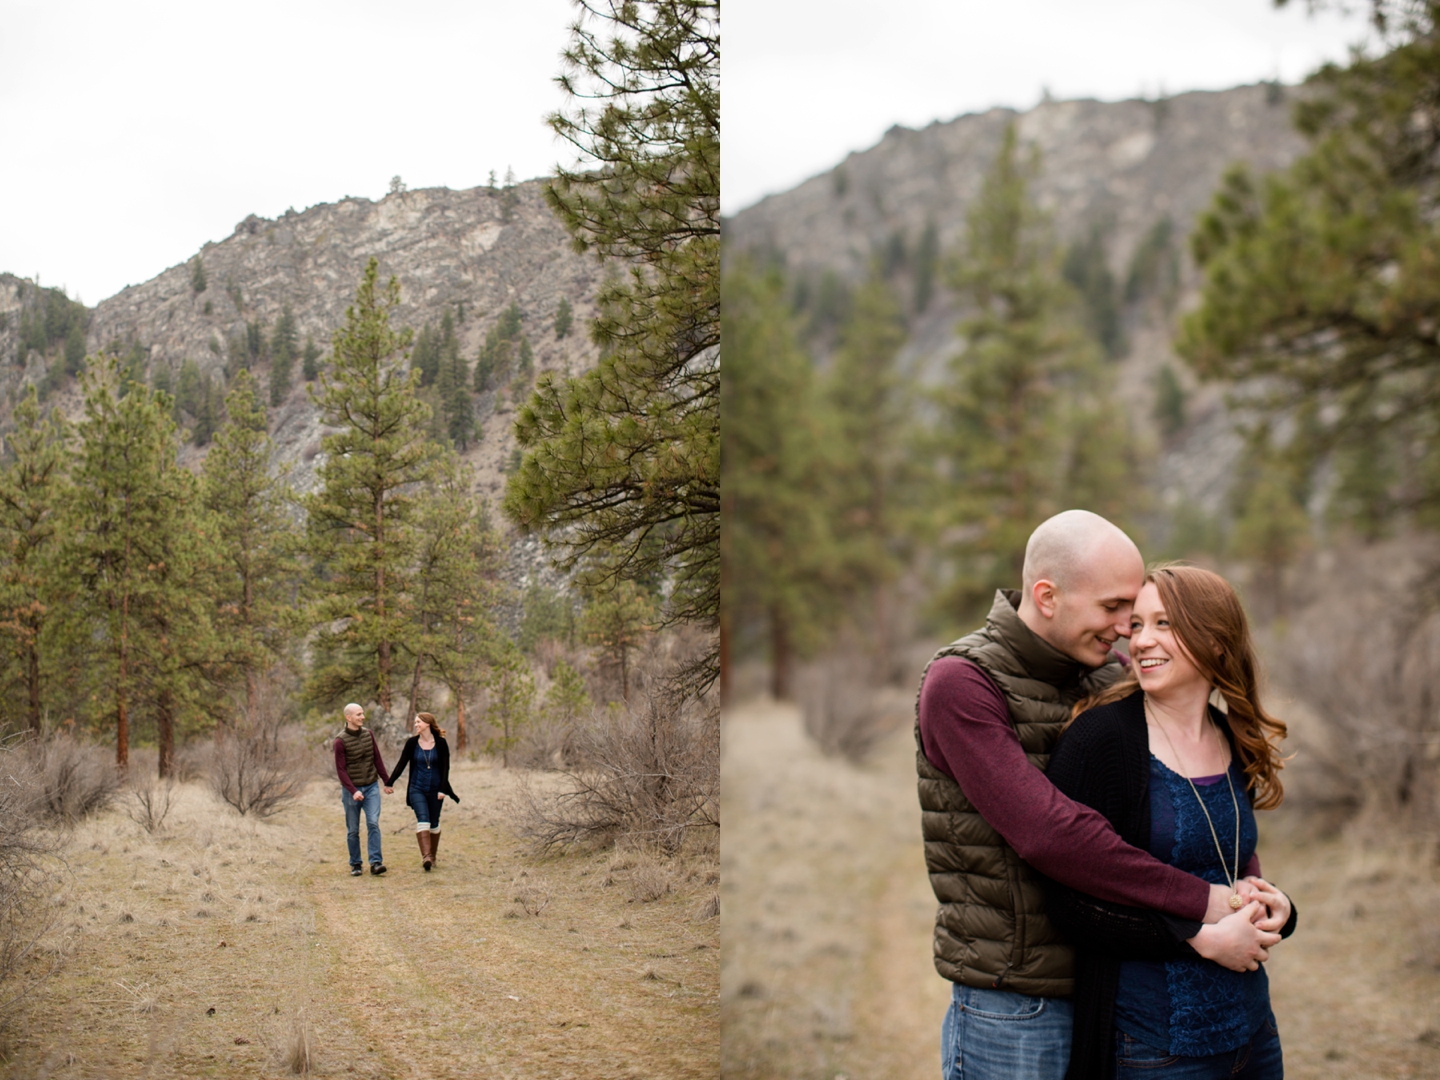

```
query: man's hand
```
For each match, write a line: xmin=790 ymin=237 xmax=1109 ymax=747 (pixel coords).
xmin=1243 ymin=876 xmax=1292 ymax=933
xmin=382 ymin=786 xmax=394 ymax=794
xmin=352 ymin=790 xmax=365 ymax=802
xmin=1188 ymin=901 xmax=1281 ymax=972
xmin=1203 ymin=880 xmax=1262 ymax=923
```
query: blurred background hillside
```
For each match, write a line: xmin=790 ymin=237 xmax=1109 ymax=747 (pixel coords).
xmin=721 ymin=2 xmax=1440 ymax=1076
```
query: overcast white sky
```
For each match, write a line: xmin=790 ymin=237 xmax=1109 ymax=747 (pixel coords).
xmin=0 ymin=0 xmax=577 ymax=305
xmin=724 ymin=0 xmax=1377 ymax=216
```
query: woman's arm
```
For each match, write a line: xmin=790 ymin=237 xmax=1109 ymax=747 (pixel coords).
xmin=437 ymin=739 xmax=459 ymax=801
xmin=389 ymin=738 xmax=414 ymax=786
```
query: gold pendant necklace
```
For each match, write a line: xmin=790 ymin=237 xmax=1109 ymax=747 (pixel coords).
xmin=1145 ymin=697 xmax=1244 ymax=910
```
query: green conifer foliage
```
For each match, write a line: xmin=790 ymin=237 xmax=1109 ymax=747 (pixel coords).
xmin=63 ymin=323 xmax=86 ymax=377
xmin=303 ymin=258 xmax=436 ymax=712
xmin=436 ymin=331 xmax=473 ymax=450
xmin=413 ymin=322 xmax=439 ymax=388
xmin=270 ymin=304 xmax=297 ymax=406
xmin=580 ymin=577 xmax=654 ymax=702
xmin=482 ymin=639 xmax=534 ymax=767
xmin=1180 ymin=8 xmax=1440 ymax=527
xmin=932 ymin=124 xmax=1139 ymax=620
xmin=202 ymin=370 xmax=300 ymax=717
xmin=721 ymin=262 xmax=835 ymax=699
xmin=1062 ymin=223 xmax=1124 ymax=358
xmin=0 ymin=388 xmax=70 ymax=733
xmin=554 ymin=295 xmax=573 ymax=338
xmin=191 ymin=257 xmax=208 ymax=293
xmin=301 ymin=336 xmax=322 ymax=381
xmin=542 ymin=658 xmax=589 ymax=729
xmin=404 ymin=457 xmax=503 ymax=739
xmin=59 ymin=355 xmax=205 ymax=769
xmin=913 ymin=221 xmax=940 ymax=313
xmin=511 ymin=0 xmax=719 ymax=689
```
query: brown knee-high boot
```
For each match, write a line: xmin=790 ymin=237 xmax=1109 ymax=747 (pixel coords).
xmin=416 ymin=830 xmax=433 ymax=871
xmin=429 ymin=829 xmax=440 ymax=867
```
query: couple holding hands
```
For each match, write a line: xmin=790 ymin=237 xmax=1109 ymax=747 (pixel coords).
xmin=918 ymin=510 xmax=1297 ymax=1080
xmin=333 ymin=704 xmax=459 ymax=877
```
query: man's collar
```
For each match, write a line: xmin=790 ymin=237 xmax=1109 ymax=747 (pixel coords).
xmin=987 ymin=589 xmax=1094 ymax=686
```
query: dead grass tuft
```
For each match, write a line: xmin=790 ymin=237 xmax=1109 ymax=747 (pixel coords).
xmin=627 ymin=856 xmax=674 ymax=903
xmin=285 ymin=1010 xmax=314 ymax=1074
xmin=694 ymin=892 xmax=719 ymax=921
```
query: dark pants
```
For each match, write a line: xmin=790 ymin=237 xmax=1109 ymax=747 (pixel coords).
xmin=1115 ymin=1014 xmax=1283 ymax=1079
xmin=407 ymin=787 xmax=443 ymax=829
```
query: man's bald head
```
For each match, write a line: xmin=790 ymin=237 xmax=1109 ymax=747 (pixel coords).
xmin=1022 ymin=510 xmax=1140 ymax=594
xmin=344 ymin=703 xmax=364 ymax=729
xmin=1017 ymin=510 xmax=1146 ymax=666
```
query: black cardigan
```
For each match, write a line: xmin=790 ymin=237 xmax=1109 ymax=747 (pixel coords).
xmin=1043 ymin=689 xmax=1297 ymax=1080
xmin=387 ymin=736 xmax=459 ymax=803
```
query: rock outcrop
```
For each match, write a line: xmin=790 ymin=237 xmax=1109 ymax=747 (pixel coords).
xmin=724 ymin=84 xmax=1310 ymax=523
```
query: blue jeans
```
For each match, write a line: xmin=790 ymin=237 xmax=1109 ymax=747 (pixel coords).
xmin=941 ymin=984 xmax=1073 ymax=1080
xmin=1116 ymin=1013 xmax=1283 ymax=1079
xmin=343 ymin=781 xmax=383 ymax=868
xmin=407 ymin=787 xmax=443 ymax=830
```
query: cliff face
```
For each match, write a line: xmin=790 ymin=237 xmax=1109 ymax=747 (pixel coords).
xmin=724 ymin=84 xmax=1310 ymax=520
xmin=0 ymin=180 xmax=602 ymax=514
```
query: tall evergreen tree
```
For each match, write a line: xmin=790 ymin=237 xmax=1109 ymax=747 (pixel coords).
xmin=303 ymin=258 xmax=436 ymax=712
xmin=554 ymin=295 xmax=573 ymax=338
xmin=932 ymin=124 xmax=1140 ymax=620
xmin=58 ymin=355 xmax=201 ymax=769
xmin=720 ymin=262 xmax=835 ymax=699
xmin=1179 ymin=5 xmax=1440 ymax=528
xmin=270 ymin=304 xmax=297 ymax=406
xmin=301 ymin=336 xmax=323 ymax=381
xmin=201 ymin=370 xmax=300 ymax=719
xmin=0 ymin=388 xmax=70 ymax=733
xmin=509 ymin=0 xmax=719 ymax=690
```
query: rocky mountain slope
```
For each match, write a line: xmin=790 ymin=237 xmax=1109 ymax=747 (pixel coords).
xmin=0 ymin=180 xmax=601 ymax=518
xmin=724 ymin=83 xmax=1310 ymax=524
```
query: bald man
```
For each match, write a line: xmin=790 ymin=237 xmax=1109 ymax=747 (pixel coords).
xmin=334 ymin=703 xmax=394 ymax=877
xmin=916 ymin=511 xmax=1256 ymax=1080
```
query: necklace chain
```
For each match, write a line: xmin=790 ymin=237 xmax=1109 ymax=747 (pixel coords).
xmin=1145 ymin=696 xmax=1242 ymax=907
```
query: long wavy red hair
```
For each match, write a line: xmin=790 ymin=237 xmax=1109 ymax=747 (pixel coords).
xmin=1071 ymin=563 xmax=1288 ymax=810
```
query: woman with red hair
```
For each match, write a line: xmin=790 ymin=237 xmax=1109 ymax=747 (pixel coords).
xmin=1045 ymin=564 xmax=1296 ymax=1080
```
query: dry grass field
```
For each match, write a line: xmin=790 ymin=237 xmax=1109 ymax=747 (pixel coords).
xmin=0 ymin=757 xmax=719 ymax=1079
xmin=721 ymin=698 xmax=1440 ymax=1080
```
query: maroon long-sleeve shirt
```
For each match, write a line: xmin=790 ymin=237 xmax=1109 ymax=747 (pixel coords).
xmin=918 ymin=656 xmax=1212 ymax=920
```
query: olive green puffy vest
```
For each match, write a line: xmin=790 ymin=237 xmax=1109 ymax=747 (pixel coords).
xmin=915 ymin=589 xmax=1121 ymax=997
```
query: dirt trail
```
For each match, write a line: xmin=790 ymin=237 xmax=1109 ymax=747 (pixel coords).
xmin=721 ymin=698 xmax=1440 ymax=1080
xmin=721 ymin=699 xmax=949 ymax=1079
xmin=2 ymin=758 xmax=718 ymax=1079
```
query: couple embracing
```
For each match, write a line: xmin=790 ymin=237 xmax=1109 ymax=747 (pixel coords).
xmin=333 ymin=704 xmax=460 ymax=877
xmin=917 ymin=509 xmax=1297 ymax=1080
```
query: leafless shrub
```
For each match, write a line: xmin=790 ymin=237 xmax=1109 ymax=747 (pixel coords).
xmin=511 ymin=871 xmax=552 ymax=917
xmin=210 ymin=680 xmax=309 ymax=818
xmin=513 ymin=647 xmax=719 ymax=853
xmin=796 ymin=633 xmax=908 ymax=762
xmin=0 ymin=736 xmax=63 ymax=1032
xmin=27 ymin=733 xmax=122 ymax=824
xmin=126 ymin=779 xmax=175 ymax=834
xmin=1265 ymin=542 xmax=1440 ymax=835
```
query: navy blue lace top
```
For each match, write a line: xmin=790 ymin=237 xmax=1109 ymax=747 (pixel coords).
xmin=1113 ymin=755 xmax=1271 ymax=1055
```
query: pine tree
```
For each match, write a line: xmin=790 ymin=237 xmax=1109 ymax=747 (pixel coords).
xmin=413 ymin=322 xmax=439 ymax=388
xmin=554 ymin=295 xmax=573 ymax=339
xmin=580 ymin=577 xmax=654 ymax=702
xmin=58 ymin=355 xmax=203 ymax=770
xmin=541 ymin=658 xmax=589 ymax=729
xmin=404 ymin=457 xmax=503 ymax=738
xmin=0 ymin=388 xmax=70 ymax=733
xmin=721 ymin=261 xmax=835 ymax=699
xmin=303 ymin=258 xmax=436 ymax=712
xmin=1179 ymin=6 xmax=1440 ymax=528
xmin=302 ymin=336 xmax=322 ymax=381
xmin=191 ymin=257 xmax=208 ymax=294
xmin=823 ymin=271 xmax=917 ymax=669
xmin=63 ymin=323 xmax=85 ymax=377
xmin=510 ymin=0 xmax=719 ymax=690
xmin=932 ymin=124 xmax=1139 ymax=620
xmin=482 ymin=638 xmax=533 ymax=768
xmin=201 ymin=369 xmax=300 ymax=719
xmin=436 ymin=333 xmax=473 ymax=450
xmin=270 ymin=304 xmax=297 ymax=406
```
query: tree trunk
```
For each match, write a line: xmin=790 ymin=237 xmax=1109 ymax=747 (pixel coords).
xmin=770 ymin=606 xmax=792 ymax=701
xmin=157 ymin=688 xmax=174 ymax=780
xmin=408 ymin=656 xmax=424 ymax=733
xmin=117 ymin=588 xmax=130 ymax=770
xmin=455 ymin=693 xmax=467 ymax=754
xmin=26 ymin=639 xmax=41 ymax=736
